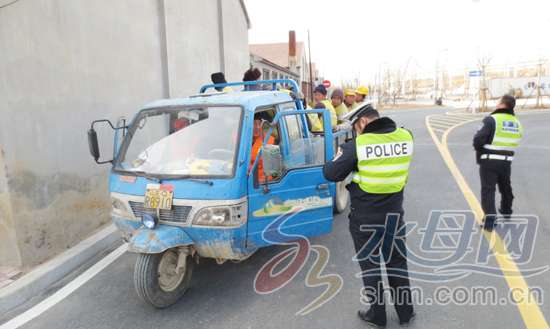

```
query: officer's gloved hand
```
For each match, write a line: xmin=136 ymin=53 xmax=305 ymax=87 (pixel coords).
xmin=336 ymin=122 xmax=351 ymax=131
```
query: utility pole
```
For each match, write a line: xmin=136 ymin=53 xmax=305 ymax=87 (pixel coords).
xmin=434 ymin=49 xmax=448 ymax=105
xmin=411 ymin=72 xmax=417 ymax=100
xmin=434 ymin=61 xmax=439 ymax=103
xmin=307 ymin=30 xmax=314 ymax=104
xmin=464 ymin=68 xmax=469 ymax=98
xmin=535 ymin=58 xmax=546 ymax=108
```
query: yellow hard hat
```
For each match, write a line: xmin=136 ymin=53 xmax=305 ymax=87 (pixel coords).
xmin=355 ymin=86 xmax=369 ymax=96
xmin=344 ymin=88 xmax=356 ymax=96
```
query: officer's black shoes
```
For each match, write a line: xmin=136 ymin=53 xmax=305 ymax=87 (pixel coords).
xmin=358 ymin=309 xmax=386 ymax=328
xmin=481 ymin=222 xmax=496 ymax=232
xmin=399 ymin=312 xmax=416 ymax=326
xmin=481 ymin=214 xmax=498 ymax=232
xmin=498 ymin=208 xmax=513 ymax=219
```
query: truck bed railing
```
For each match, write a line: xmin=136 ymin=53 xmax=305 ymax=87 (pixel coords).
xmin=199 ymin=79 xmax=301 ymax=97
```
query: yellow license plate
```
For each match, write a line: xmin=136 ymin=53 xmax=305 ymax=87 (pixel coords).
xmin=144 ymin=184 xmax=174 ymax=210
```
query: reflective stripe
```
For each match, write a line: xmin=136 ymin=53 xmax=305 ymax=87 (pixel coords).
xmin=358 ymin=163 xmax=410 ymax=172
xmin=483 ymin=144 xmax=517 ymax=151
xmin=353 ymin=174 xmax=407 ymax=184
xmin=492 ymin=136 xmax=522 ymax=144
xmin=481 ymin=154 xmax=514 ymax=161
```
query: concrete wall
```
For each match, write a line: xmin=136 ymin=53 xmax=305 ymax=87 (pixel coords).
xmin=0 ymin=0 xmax=249 ymax=267
xmin=219 ymin=0 xmax=250 ymax=84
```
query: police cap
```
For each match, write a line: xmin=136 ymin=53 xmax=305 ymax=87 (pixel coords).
xmin=342 ymin=102 xmax=379 ymax=125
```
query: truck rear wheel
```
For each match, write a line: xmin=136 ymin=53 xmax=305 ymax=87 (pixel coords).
xmin=134 ymin=248 xmax=193 ymax=308
xmin=334 ymin=181 xmax=349 ymax=214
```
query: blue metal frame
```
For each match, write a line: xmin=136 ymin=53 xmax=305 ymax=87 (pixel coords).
xmin=200 ymin=79 xmax=303 ymax=108
xmin=107 ymin=80 xmax=342 ymax=257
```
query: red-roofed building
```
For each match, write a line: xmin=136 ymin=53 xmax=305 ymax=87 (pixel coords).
xmin=250 ymin=31 xmax=320 ymax=100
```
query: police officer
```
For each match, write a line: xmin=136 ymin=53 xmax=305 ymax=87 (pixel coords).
xmin=323 ymin=104 xmax=415 ymax=327
xmin=473 ymin=95 xmax=523 ymax=232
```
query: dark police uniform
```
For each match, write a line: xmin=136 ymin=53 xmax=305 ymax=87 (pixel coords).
xmin=323 ymin=110 xmax=414 ymax=327
xmin=473 ymin=107 xmax=522 ymax=230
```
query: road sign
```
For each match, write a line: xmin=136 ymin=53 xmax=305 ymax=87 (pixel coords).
xmin=322 ymin=80 xmax=331 ymax=88
xmin=469 ymin=70 xmax=482 ymax=77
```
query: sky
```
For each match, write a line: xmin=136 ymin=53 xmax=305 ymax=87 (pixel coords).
xmin=245 ymin=0 xmax=550 ymax=85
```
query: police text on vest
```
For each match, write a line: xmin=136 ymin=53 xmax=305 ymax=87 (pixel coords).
xmin=358 ymin=142 xmax=413 ymax=160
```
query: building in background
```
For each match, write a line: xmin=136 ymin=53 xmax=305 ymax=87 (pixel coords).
xmin=250 ymin=31 xmax=320 ymax=99
xmin=249 ymin=53 xmax=299 ymax=84
xmin=0 ymin=0 xmax=250 ymax=267
xmin=486 ymin=77 xmax=550 ymax=99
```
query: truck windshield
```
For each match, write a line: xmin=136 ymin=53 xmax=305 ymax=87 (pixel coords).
xmin=115 ymin=106 xmax=242 ymax=178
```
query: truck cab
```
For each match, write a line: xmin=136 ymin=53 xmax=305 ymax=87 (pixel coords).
xmin=87 ymin=79 xmax=349 ymax=308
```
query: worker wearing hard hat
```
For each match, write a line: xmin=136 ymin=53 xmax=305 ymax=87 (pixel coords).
xmin=312 ymin=85 xmax=338 ymax=130
xmin=322 ymin=103 xmax=416 ymax=327
xmin=355 ymin=86 xmax=369 ymax=103
xmin=343 ymin=89 xmax=356 ymax=109
xmin=330 ymin=88 xmax=349 ymax=123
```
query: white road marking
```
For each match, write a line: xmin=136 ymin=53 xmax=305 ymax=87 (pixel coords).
xmin=431 ymin=127 xmax=447 ymax=134
xmin=0 ymin=244 xmax=128 ymax=329
xmin=428 ymin=122 xmax=454 ymax=130
xmin=430 ymin=117 xmax=468 ymax=124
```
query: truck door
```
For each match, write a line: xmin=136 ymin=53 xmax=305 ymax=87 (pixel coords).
xmin=246 ymin=104 xmax=335 ymax=248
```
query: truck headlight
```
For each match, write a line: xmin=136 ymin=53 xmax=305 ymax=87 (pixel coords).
xmin=192 ymin=202 xmax=247 ymax=227
xmin=142 ymin=213 xmax=158 ymax=229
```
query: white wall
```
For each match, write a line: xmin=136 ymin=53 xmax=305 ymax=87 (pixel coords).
xmin=165 ymin=0 xmax=222 ymax=97
xmin=220 ymin=0 xmax=250 ymax=83
xmin=0 ymin=0 xmax=249 ymax=266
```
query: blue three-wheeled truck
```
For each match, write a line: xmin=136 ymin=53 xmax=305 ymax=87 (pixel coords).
xmin=87 ymin=79 xmax=350 ymax=307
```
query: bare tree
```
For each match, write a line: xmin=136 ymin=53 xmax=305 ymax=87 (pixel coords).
xmin=477 ymin=56 xmax=492 ymax=112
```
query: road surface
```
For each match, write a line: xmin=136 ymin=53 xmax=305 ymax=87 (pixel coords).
xmin=2 ymin=106 xmax=549 ymax=329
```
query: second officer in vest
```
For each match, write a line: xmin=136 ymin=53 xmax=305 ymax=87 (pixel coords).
xmin=323 ymin=104 xmax=415 ymax=327
xmin=473 ymin=95 xmax=523 ymax=231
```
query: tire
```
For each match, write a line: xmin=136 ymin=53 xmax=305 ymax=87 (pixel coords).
xmin=134 ymin=249 xmax=194 ymax=308
xmin=334 ymin=181 xmax=350 ymax=214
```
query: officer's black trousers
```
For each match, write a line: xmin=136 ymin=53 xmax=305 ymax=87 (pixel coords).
xmin=479 ymin=161 xmax=514 ymax=223
xmin=349 ymin=211 xmax=414 ymax=324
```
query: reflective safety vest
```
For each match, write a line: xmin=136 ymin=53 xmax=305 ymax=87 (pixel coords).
xmin=308 ymin=100 xmax=338 ymax=132
xmin=308 ymin=112 xmax=323 ymax=132
xmin=484 ymin=113 xmax=523 ymax=152
xmin=334 ymin=103 xmax=349 ymax=122
xmin=321 ymin=100 xmax=338 ymax=129
xmin=353 ymin=128 xmax=414 ymax=194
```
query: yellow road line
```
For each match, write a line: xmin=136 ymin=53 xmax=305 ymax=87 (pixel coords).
xmin=425 ymin=115 xmax=549 ymax=329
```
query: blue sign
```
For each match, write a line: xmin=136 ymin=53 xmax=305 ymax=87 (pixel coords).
xmin=469 ymin=70 xmax=482 ymax=77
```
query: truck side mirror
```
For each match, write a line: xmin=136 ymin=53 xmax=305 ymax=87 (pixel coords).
xmin=262 ymin=144 xmax=283 ymax=177
xmin=88 ymin=128 xmax=101 ymax=162
xmin=88 ymin=119 xmax=125 ymax=164
xmin=252 ymin=144 xmax=283 ymax=193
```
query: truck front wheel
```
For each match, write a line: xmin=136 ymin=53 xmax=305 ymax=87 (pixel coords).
xmin=134 ymin=248 xmax=194 ymax=308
